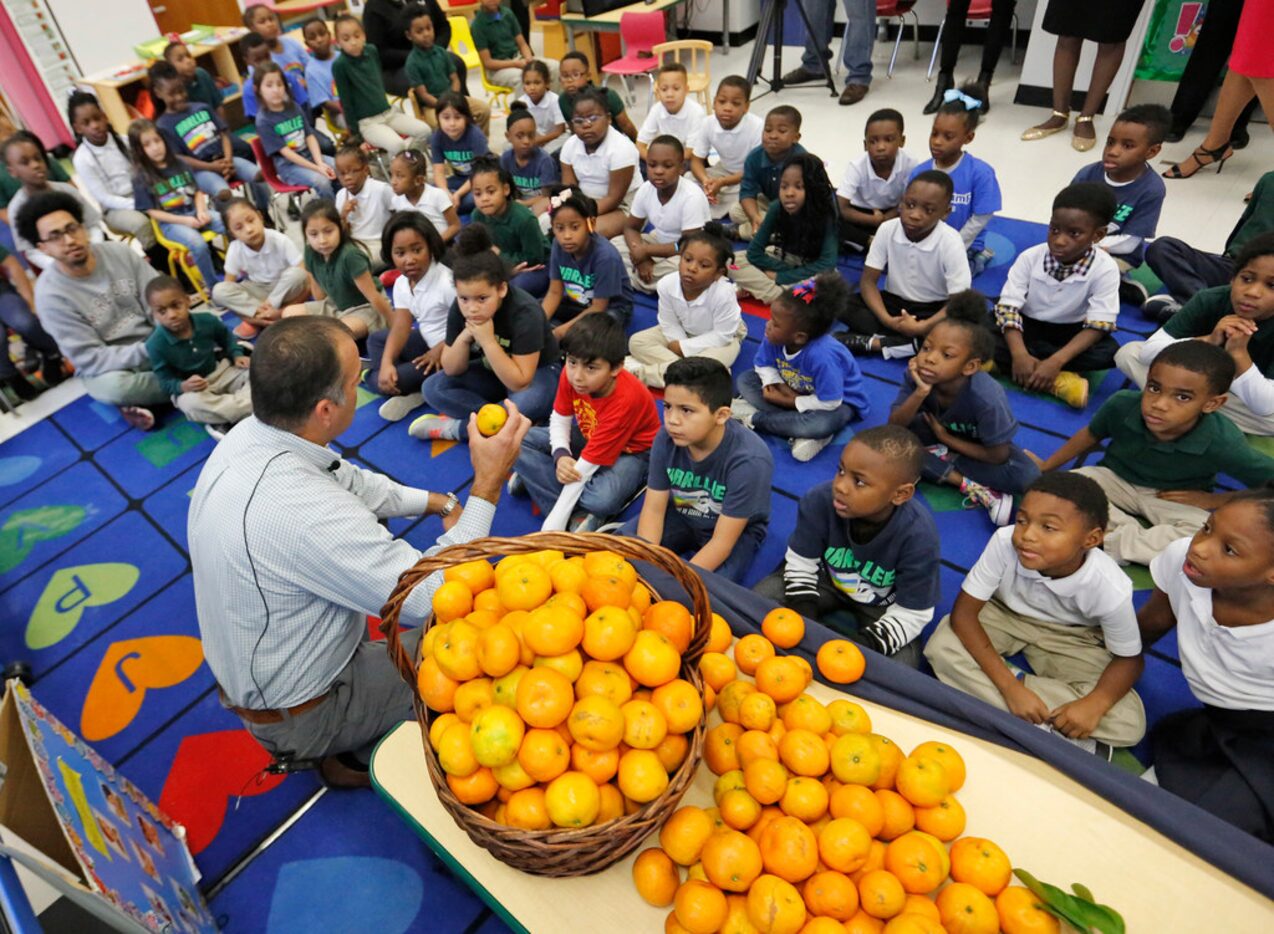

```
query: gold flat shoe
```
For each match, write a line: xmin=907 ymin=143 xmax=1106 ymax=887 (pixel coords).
xmin=1072 ymin=115 xmax=1097 ymax=152
xmin=1022 ymin=110 xmax=1069 ymax=141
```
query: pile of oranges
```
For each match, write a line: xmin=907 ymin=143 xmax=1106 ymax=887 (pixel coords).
xmin=417 ymin=549 xmax=725 ymax=831
xmin=628 ymin=609 xmax=1059 ymax=934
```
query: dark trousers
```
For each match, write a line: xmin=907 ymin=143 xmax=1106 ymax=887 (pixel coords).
xmin=911 ymin=415 xmax=1041 ymax=493
xmin=841 ymin=290 xmax=948 ymax=348
xmin=1166 ymin=0 xmax=1258 ymax=135
xmin=1145 ymin=237 xmax=1236 ymax=303
xmin=364 ymin=328 xmax=431 ymax=396
xmin=939 ymin=0 xmax=1017 ymax=76
xmin=840 ymin=210 xmax=881 ymax=250
xmin=0 ymin=289 xmax=60 ymax=380
xmin=991 ymin=318 xmax=1119 ymax=373
xmin=618 ymin=512 xmax=762 ymax=584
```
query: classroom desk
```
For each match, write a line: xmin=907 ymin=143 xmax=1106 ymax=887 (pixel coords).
xmin=271 ymin=0 xmax=346 ymax=24
xmin=559 ymin=0 xmax=688 ymax=52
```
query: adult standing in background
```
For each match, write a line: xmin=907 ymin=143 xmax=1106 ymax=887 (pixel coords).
xmin=781 ymin=0 xmax=877 ymax=107
xmin=924 ymin=0 xmax=1017 ymax=115
xmin=1160 ymin=0 xmax=1256 ymax=146
xmin=362 ymin=0 xmax=470 ymax=98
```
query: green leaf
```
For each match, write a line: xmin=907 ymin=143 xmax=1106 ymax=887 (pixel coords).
xmin=1072 ymin=882 xmax=1096 ymax=903
xmin=1014 ymin=869 xmax=1126 ymax=934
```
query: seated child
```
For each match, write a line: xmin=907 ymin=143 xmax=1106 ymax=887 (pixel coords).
xmin=909 ymin=83 xmax=1001 ymax=273
xmin=1035 ymin=340 xmax=1274 ymax=565
xmin=0 ymin=241 xmax=64 ymax=402
xmin=144 ymin=275 xmax=252 ymax=434
xmin=542 ymin=188 xmax=633 ymax=338
xmin=334 ymin=144 xmax=394 ymax=268
xmin=244 ymin=2 xmax=310 ymax=89
xmin=626 ymin=226 xmax=745 ymax=389
xmin=1139 ymin=490 xmax=1274 ymax=841
xmin=732 ymin=153 xmax=838 ymax=305
xmin=69 ymin=93 xmax=157 ymax=251
xmin=636 ymin=62 xmax=705 ymax=160
xmin=388 ymin=148 xmax=460 ymax=244
xmin=728 ymin=104 xmax=804 ymax=241
xmin=518 ymin=61 xmax=565 ymax=155
xmin=239 ymin=32 xmax=312 ymax=123
xmin=405 ymin=5 xmax=491 ymax=134
xmin=625 ymin=357 xmax=774 ymax=582
xmin=731 ymin=271 xmax=869 ymax=463
xmin=501 ymin=104 xmax=558 ymax=215
xmin=559 ymin=52 xmax=637 ymax=142
xmin=755 ymin=426 xmax=940 ymax=666
xmin=838 ymin=170 xmax=970 ymax=357
xmin=837 ymin=108 xmax=918 ymax=250
xmin=560 ymin=88 xmax=640 ymax=240
xmin=412 ymin=250 xmax=561 ymax=442
xmin=1116 ymin=232 xmax=1274 ymax=437
xmin=512 ymin=314 xmax=661 ymax=531
xmin=992 ymin=182 xmax=1121 ymax=409
xmin=5 ymin=132 xmax=105 ymax=269
xmin=366 ymin=212 xmax=455 ymax=422
xmin=282 ymin=200 xmax=392 ymax=340
xmin=331 ymin=14 xmax=430 ymax=155
xmin=468 ymin=155 xmax=549 ymax=296
xmin=212 ymin=198 xmax=309 ymax=336
xmin=688 ymin=75 xmax=763 ymax=221
xmin=430 ymin=92 xmax=490 ymax=215
xmin=163 ymin=41 xmax=232 ymax=132
xmin=1071 ymin=103 xmax=1169 ymax=301
xmin=925 ymin=471 xmax=1146 ymax=752
xmin=617 ymin=135 xmax=712 ymax=292
xmin=471 ymin=0 xmax=559 ymax=95
xmin=253 ymin=62 xmax=337 ymax=197
xmin=128 ymin=119 xmax=225 ymax=291
xmin=889 ymin=293 xmax=1041 ymax=526
xmin=302 ymin=17 xmax=343 ymax=129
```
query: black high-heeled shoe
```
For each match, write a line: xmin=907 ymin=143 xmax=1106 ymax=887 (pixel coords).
xmin=973 ymin=70 xmax=993 ymax=114
xmin=1163 ymin=142 xmax=1234 ymax=179
xmin=923 ymin=72 xmax=954 ymax=116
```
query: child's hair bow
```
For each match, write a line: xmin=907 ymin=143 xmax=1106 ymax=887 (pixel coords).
xmin=943 ymin=88 xmax=982 ymax=111
xmin=790 ymin=277 xmax=818 ymax=304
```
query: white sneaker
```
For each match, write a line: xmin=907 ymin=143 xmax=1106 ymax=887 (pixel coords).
xmin=507 ymin=472 xmax=525 ymax=497
xmin=378 ymin=392 xmax=423 ymax=422
xmin=624 ymin=356 xmax=646 ymax=382
xmin=790 ymin=435 xmax=833 ymax=462
xmin=730 ymin=396 xmax=758 ymax=428
xmin=204 ymin=423 xmax=229 ymax=441
xmin=961 ymin=480 xmax=1014 ymax=526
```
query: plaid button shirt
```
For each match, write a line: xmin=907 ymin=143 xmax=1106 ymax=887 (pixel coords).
xmin=995 ymin=247 xmax=1114 ymax=332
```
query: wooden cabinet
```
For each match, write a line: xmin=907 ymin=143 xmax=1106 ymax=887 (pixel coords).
xmin=147 ymin=0 xmax=242 ymax=35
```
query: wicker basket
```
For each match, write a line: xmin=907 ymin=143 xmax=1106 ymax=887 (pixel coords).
xmin=380 ymin=531 xmax=712 ymax=877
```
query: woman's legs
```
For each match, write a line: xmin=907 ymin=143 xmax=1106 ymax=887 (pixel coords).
xmin=1074 ymin=40 xmax=1128 ymax=142
xmin=1026 ymin=35 xmax=1081 ymax=133
xmin=938 ymin=0 xmax=973 ymax=75
xmin=979 ymin=0 xmax=1018 ymax=76
xmin=1167 ymin=70 xmax=1264 ymax=176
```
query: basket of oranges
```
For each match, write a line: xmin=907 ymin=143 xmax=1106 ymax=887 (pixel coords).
xmin=380 ymin=531 xmax=713 ymax=877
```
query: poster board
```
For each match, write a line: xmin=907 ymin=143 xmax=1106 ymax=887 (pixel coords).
xmin=0 ymin=681 xmax=216 ymax=933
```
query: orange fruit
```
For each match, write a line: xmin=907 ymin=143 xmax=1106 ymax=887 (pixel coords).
xmin=433 ymin=580 xmax=474 ymax=623
xmin=655 ymin=732 xmax=691 ymax=772
xmin=829 ymin=784 xmax=885 ymax=837
xmin=476 ymin=623 xmax=521 ymax=678
xmin=782 ymin=695 xmax=832 ymax=734
xmin=913 ymin=794 xmax=966 ymax=842
xmin=949 ymin=837 xmax=1012 ymax=897
xmin=597 ymin=782 xmax=625 ymax=823
xmin=582 ymin=549 xmax=635 ymax=583
xmin=803 ymin=869 xmax=859 ymax=921
xmin=575 ymin=659 xmax=633 ymax=704
xmin=754 ymin=656 xmax=805 ymax=703
xmin=496 ymin=562 xmax=553 ymax=612
xmin=464 ymin=609 xmax=500 ymax=630
xmin=869 ymin=735 xmax=903 ymax=790
xmin=453 ymin=678 xmax=495 ymax=722
xmin=758 ymin=816 xmax=819 ymax=884
xmin=523 ymin=605 xmax=584 ymax=657
xmin=547 ymin=557 xmax=588 ymax=595
xmin=850 ymin=841 xmax=887 ymax=885
xmin=699 ymin=652 xmax=738 ymax=692
xmin=436 ymin=719 xmax=479 ymax=777
xmin=734 ymin=633 xmax=776 ymax=676
xmin=707 ymin=613 xmax=733 ymax=654
xmin=516 ymin=728 xmax=570 ymax=782
xmin=818 ymin=818 xmax=873 ymax=874
xmin=910 ymin=741 xmax=966 ymax=793
xmin=800 ymin=918 xmax=848 ymax=934
xmin=652 ymin=679 xmax=704 ymax=734
xmin=491 ymin=756 xmax=535 ymax=792
xmin=761 ymin=607 xmax=805 ymax=648
xmin=500 ymin=611 xmax=537 ymax=666
xmin=737 ymin=730 xmax=780 ymax=768
xmin=515 ymin=667 xmax=574 ymax=728
xmin=645 ymin=601 xmax=695 ymax=654
xmin=661 ymin=806 xmax=715 ymax=866
xmin=666 ymin=909 xmax=695 ymax=934
xmin=619 ymin=748 xmax=670 ymax=803
xmin=826 ymin=699 xmax=871 ymax=736
xmin=634 ymin=847 xmax=682 ymax=907
xmin=895 ymin=756 xmax=950 ymax=808
xmin=504 ymin=786 xmax=550 ymax=830
xmin=830 ymin=733 xmax=883 ymax=786
xmin=433 ymin=620 xmax=481 ymax=681
xmin=581 ymin=574 xmax=632 ymax=613
xmin=874 ymin=790 xmax=915 ymax=841
xmin=845 ymin=910 xmax=887 ymax=934
xmin=580 ymin=605 xmax=637 ymax=660
xmin=719 ymin=895 xmax=756 ymax=934
xmin=674 ymin=880 xmax=729 ymax=934
xmin=857 ymin=870 xmax=905 ymax=920
xmin=491 ymin=665 xmax=528 ymax=709
xmin=429 ymin=712 xmax=461 ymax=751
xmin=474 ymin=402 xmax=508 ymax=436
xmin=702 ymin=828 xmax=764 ymax=893
xmin=630 ymin=581 xmax=652 ymax=614
xmin=816 ymin=639 xmax=866 ymax=684
xmin=719 ymin=787 xmax=763 ymax=831
xmin=713 ymin=769 xmax=747 ymax=804
xmin=469 ymin=704 xmax=524 ymax=768
xmin=935 ymin=882 xmax=999 ymax=934
xmin=545 ymin=590 xmax=588 ymax=618
xmin=739 ymin=692 xmax=778 ymax=731
xmin=417 ymin=655 xmax=460 ymax=712
xmin=622 ymin=699 xmax=670 ymax=749
xmin=881 ymin=915 xmax=945 ymax=934
xmin=746 ymin=874 xmax=807 ymax=934
xmin=473 ymin=587 xmax=505 ymax=617
xmin=447 ymin=766 xmax=498 ymax=805
xmin=624 ymin=630 xmax=683 ymax=688
xmin=567 ymin=695 xmax=625 ymax=751
xmin=705 ymin=722 xmax=745 ymax=775
xmin=571 ymin=743 xmax=619 ymax=783
xmin=995 ymin=886 xmax=1061 ymax=934
xmin=791 ymin=655 xmax=814 ymax=685
xmin=900 ymin=895 xmax=941 ymax=922
xmin=445 ymin=558 xmax=495 ymax=594
xmin=779 ymin=776 xmax=829 ymax=822
xmin=717 ymin=680 xmax=758 ymax=725
xmin=884 ymin=832 xmax=947 ymax=895
xmin=778 ymin=729 xmax=830 ymax=777
xmin=744 ymin=758 xmax=789 ymax=805
xmin=544 ymin=771 xmax=600 ymax=827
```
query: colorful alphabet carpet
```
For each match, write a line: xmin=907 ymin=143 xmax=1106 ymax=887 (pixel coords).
xmin=0 ymin=216 xmax=1232 ymax=932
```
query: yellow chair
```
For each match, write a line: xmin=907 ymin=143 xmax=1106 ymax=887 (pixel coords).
xmin=652 ymin=40 xmax=713 ymax=110
xmin=448 ymin=14 xmax=514 ymax=115
xmin=150 ymin=219 xmax=225 ymax=305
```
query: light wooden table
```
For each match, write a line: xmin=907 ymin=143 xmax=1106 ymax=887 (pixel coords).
xmin=371 ymin=667 xmax=1273 ymax=933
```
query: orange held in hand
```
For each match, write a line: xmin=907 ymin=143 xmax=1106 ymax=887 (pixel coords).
xmin=476 ymin=403 xmax=508 ymax=436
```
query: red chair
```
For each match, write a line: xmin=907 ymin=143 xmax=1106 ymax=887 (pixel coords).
xmin=926 ymin=0 xmax=1021 ymax=79
xmin=878 ymin=1 xmax=921 ymax=78
xmin=600 ymin=11 xmax=666 ymax=106
xmin=249 ymin=136 xmax=311 ymax=228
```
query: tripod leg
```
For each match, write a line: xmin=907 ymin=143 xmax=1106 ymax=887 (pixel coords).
xmin=747 ymin=0 xmax=776 ymax=86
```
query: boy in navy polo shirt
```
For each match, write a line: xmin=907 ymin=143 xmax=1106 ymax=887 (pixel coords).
xmin=727 ymin=105 xmax=805 ymax=241
xmin=625 ymin=357 xmax=773 ymax=583
xmin=756 ymin=426 xmax=940 ymax=666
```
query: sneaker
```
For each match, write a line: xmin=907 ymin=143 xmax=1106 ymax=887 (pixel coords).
xmin=926 ymin=444 xmax=949 ymax=459
xmin=119 ymin=406 xmax=156 ymax=431
xmin=960 ymin=479 xmax=1014 ymax=526
xmin=1052 ymin=371 xmax=1089 ymax=409
xmin=204 ymin=423 xmax=231 ymax=441
xmin=234 ymin=320 xmax=260 ymax=339
xmin=595 ymin=520 xmax=625 ymax=535
xmin=835 ymin=331 xmax=878 ymax=355
xmin=569 ymin=511 xmax=605 ymax=533
xmin=1142 ymin=294 xmax=1181 ymax=323
xmin=507 ymin=472 xmax=525 ymax=497
xmin=791 ymin=435 xmax=833 ymax=462
xmin=408 ymin=413 xmax=461 ymax=441
xmin=729 ymin=396 xmax=758 ymax=428
xmin=1119 ymin=278 xmax=1149 ymax=307
xmin=378 ymin=392 xmax=424 ymax=422
xmin=623 ymin=356 xmax=647 ymax=383
xmin=970 ymin=248 xmax=994 ymax=277
xmin=717 ymin=222 xmax=742 ymax=242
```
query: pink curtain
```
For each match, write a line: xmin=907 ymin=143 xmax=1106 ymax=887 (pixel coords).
xmin=0 ymin=2 xmax=74 ymax=147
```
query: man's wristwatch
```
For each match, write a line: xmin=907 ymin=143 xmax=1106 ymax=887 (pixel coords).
xmin=439 ymin=492 xmax=460 ymax=517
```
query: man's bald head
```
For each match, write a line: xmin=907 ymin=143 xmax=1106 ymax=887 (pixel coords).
xmin=251 ymin=317 xmax=355 ymax=432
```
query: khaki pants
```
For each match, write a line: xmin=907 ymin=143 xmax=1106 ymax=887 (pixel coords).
xmin=103 ymin=208 xmax=156 ymax=248
xmin=356 ymin=107 xmax=431 ymax=155
xmin=212 ymin=268 xmax=310 ymax=319
xmin=417 ymin=97 xmax=492 ymax=135
xmin=626 ymin=322 xmax=748 ymax=388
xmin=352 ymin=237 xmax=388 ymax=273
xmin=611 ymin=232 xmax=679 ymax=293
xmin=488 ymin=59 xmax=559 ymax=96
xmin=1116 ymin=340 xmax=1274 ymax=437
xmin=1073 ymin=464 xmax=1208 ymax=566
xmin=924 ymin=602 xmax=1146 ymax=747
xmin=731 ymin=246 xmax=805 ymax=304
xmin=302 ymin=298 xmax=386 ymax=333
xmin=174 ymin=358 xmax=252 ymax=424
xmin=728 ymin=193 xmax=769 ymax=241
xmin=697 ymin=163 xmax=741 ymax=220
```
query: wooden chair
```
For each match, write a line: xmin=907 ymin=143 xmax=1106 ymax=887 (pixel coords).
xmin=652 ymin=39 xmax=712 ymax=110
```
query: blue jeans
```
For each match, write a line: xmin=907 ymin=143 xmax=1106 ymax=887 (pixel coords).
xmin=921 ymin=447 xmax=1040 ymax=494
xmin=0 ymin=289 xmax=59 ymax=380
xmin=738 ymin=369 xmax=856 ymax=440
xmin=193 ymin=157 xmax=271 ymax=213
xmin=277 ymin=155 xmax=339 ymax=196
xmin=619 ymin=511 xmax=761 ymax=584
xmin=801 ymin=0 xmax=876 ymax=85
xmin=422 ymin=361 xmax=560 ymax=439
xmin=365 ymin=327 xmax=431 ymax=395
xmin=512 ymin=266 xmax=550 ymax=297
xmin=516 ymin=426 xmax=650 ymax=519
xmin=160 ymin=212 xmax=225 ymax=292
xmin=446 ymin=173 xmax=475 ymax=215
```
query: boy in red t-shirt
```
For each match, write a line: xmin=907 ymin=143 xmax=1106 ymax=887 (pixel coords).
xmin=511 ymin=314 xmax=661 ymax=531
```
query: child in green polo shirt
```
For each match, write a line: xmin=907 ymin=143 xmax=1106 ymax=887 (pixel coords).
xmin=468 ymin=155 xmax=548 ymax=297
xmin=1033 ymin=340 xmax=1274 ymax=566
xmin=331 ymin=13 xmax=430 ymax=156
xmin=404 ymin=4 xmax=491 ymax=134
xmin=471 ymin=0 xmax=559 ymax=96
xmin=558 ymin=51 xmax=638 ymax=142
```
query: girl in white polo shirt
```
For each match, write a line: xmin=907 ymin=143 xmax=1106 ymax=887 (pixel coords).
xmin=559 ymin=87 xmax=639 ymax=240
xmin=1142 ymin=489 xmax=1274 ymax=841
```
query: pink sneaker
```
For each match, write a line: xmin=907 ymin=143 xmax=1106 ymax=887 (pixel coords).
xmin=960 ymin=479 xmax=1013 ymax=526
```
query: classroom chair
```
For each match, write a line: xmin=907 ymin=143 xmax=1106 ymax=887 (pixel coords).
xmin=149 ymin=219 xmax=225 ymax=305
xmin=925 ymin=0 xmax=1021 ymax=79
xmin=248 ymin=138 xmax=310 ymax=229
xmin=448 ymin=14 xmax=515 ymax=115
xmin=531 ymin=0 xmax=567 ymax=61
xmin=601 ymin=11 xmax=665 ymax=106
xmin=652 ymin=39 xmax=712 ymax=110
xmin=840 ymin=1 xmax=919 ymax=79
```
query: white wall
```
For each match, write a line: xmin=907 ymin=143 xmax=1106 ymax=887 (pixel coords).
xmin=45 ymin=0 xmax=158 ymax=77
